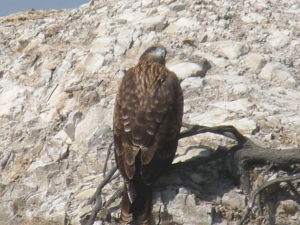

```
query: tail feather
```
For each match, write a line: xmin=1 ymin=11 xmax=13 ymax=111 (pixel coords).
xmin=120 ymin=186 xmax=132 ymax=224
xmin=120 ymin=182 xmax=153 ymax=224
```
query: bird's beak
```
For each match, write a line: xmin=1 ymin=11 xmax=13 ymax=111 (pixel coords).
xmin=161 ymin=49 xmax=166 ymax=58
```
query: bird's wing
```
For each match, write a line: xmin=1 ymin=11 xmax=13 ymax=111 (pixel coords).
xmin=140 ymin=71 xmax=183 ymax=185
xmin=114 ymin=66 xmax=183 ymax=184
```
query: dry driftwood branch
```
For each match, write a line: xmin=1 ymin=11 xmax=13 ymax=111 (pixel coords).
xmin=235 ymin=139 xmax=300 ymax=168
xmin=102 ymin=142 xmax=113 ymax=177
xmin=86 ymin=122 xmax=300 ymax=225
xmin=85 ymin=165 xmax=117 ymax=225
xmin=86 ymin=165 xmax=118 ymax=206
xmin=230 ymin=138 xmax=300 ymax=195
xmin=237 ymin=173 xmax=300 ymax=225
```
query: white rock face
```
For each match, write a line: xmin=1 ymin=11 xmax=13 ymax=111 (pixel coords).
xmin=75 ymin=105 xmax=105 ymax=144
xmin=167 ymin=59 xmax=210 ymax=80
xmin=175 ymin=17 xmax=200 ymax=28
xmin=0 ymin=0 xmax=299 ymax=224
xmin=117 ymin=29 xmax=134 ymax=48
xmin=230 ymin=83 xmax=249 ymax=95
xmin=242 ymin=13 xmax=267 ymax=23
xmin=181 ymin=77 xmax=205 ymax=99
xmin=267 ymin=29 xmax=290 ymax=48
xmin=243 ymin=53 xmax=266 ymax=71
xmin=219 ymin=42 xmax=250 ymax=59
xmin=91 ymin=36 xmax=115 ymax=54
xmin=259 ymin=62 xmax=297 ymax=88
xmin=222 ymin=118 xmax=258 ymax=136
xmin=83 ymin=52 xmax=105 ymax=73
xmin=139 ymin=15 xmax=168 ymax=31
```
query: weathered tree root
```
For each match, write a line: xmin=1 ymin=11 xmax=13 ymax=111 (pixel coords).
xmin=237 ymin=173 xmax=300 ymax=225
xmin=85 ymin=165 xmax=117 ymax=225
xmin=85 ymin=123 xmax=300 ymax=225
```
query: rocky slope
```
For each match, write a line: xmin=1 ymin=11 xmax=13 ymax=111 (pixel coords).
xmin=0 ymin=0 xmax=300 ymax=224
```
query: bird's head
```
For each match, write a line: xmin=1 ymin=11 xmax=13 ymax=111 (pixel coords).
xmin=139 ymin=45 xmax=167 ymax=65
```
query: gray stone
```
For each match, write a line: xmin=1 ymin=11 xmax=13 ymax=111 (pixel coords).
xmin=132 ymin=2 xmax=142 ymax=9
xmin=173 ymin=147 xmax=210 ymax=163
xmin=220 ymin=42 xmax=250 ymax=59
xmin=114 ymin=45 xmax=127 ymax=56
xmin=91 ymin=36 xmax=115 ymax=54
xmin=23 ymin=33 xmax=45 ymax=53
xmin=117 ymin=29 xmax=134 ymax=48
xmin=229 ymin=83 xmax=249 ymax=95
xmin=222 ymin=189 xmax=246 ymax=209
xmin=167 ymin=59 xmax=210 ymax=80
xmin=243 ymin=53 xmax=266 ymax=71
xmin=64 ymin=110 xmax=83 ymax=141
xmin=170 ymin=3 xmax=185 ymax=12
xmin=142 ymin=0 xmax=153 ymax=7
xmin=140 ymin=15 xmax=168 ymax=32
xmin=83 ymin=52 xmax=105 ymax=73
xmin=222 ymin=118 xmax=258 ymax=135
xmin=277 ymin=200 xmax=299 ymax=216
xmin=267 ymin=29 xmax=290 ymax=48
xmin=259 ymin=62 xmax=296 ymax=88
xmin=242 ymin=13 xmax=267 ymax=23
xmin=46 ymin=130 xmax=70 ymax=162
xmin=75 ymin=105 xmax=105 ymax=145
xmin=75 ymin=188 xmax=97 ymax=199
xmin=0 ymin=81 xmax=26 ymax=117
xmin=188 ymin=109 xmax=235 ymax=127
xmin=175 ymin=17 xmax=200 ymax=28
xmin=259 ymin=62 xmax=282 ymax=80
xmin=210 ymin=56 xmax=230 ymax=68
xmin=211 ymin=98 xmax=254 ymax=114
xmin=162 ymin=188 xmax=212 ymax=225
xmin=180 ymin=77 xmax=205 ymax=99
xmin=163 ymin=23 xmax=180 ymax=33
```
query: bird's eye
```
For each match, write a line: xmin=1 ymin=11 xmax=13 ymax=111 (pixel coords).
xmin=150 ymin=47 xmax=156 ymax=51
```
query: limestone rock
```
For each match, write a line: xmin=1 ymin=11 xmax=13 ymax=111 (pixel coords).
xmin=74 ymin=105 xmax=105 ymax=145
xmin=258 ymin=62 xmax=296 ymax=88
xmin=222 ymin=118 xmax=258 ymax=135
xmin=267 ymin=29 xmax=290 ymax=49
xmin=222 ymin=189 xmax=246 ymax=209
xmin=173 ymin=146 xmax=210 ymax=163
xmin=140 ymin=15 xmax=168 ymax=32
xmin=175 ymin=17 xmax=200 ymax=28
xmin=229 ymin=83 xmax=249 ymax=96
xmin=167 ymin=58 xmax=210 ymax=80
xmin=83 ymin=52 xmax=105 ymax=73
xmin=156 ymin=188 xmax=212 ymax=225
xmin=64 ymin=110 xmax=83 ymax=141
xmin=23 ymin=33 xmax=45 ymax=53
xmin=180 ymin=77 xmax=205 ymax=99
xmin=220 ymin=42 xmax=250 ymax=59
xmin=114 ymin=45 xmax=127 ymax=56
xmin=210 ymin=57 xmax=230 ymax=68
xmin=170 ymin=2 xmax=185 ymax=12
xmin=91 ymin=36 xmax=115 ymax=54
xmin=117 ymin=29 xmax=134 ymax=48
xmin=75 ymin=188 xmax=97 ymax=199
xmin=243 ymin=53 xmax=266 ymax=71
xmin=242 ymin=13 xmax=267 ymax=23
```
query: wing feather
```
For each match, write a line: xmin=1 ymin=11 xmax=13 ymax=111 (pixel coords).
xmin=113 ymin=63 xmax=183 ymax=184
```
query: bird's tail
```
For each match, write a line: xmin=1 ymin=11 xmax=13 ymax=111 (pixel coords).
xmin=120 ymin=182 xmax=153 ymax=225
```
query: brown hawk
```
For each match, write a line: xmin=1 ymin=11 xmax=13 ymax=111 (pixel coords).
xmin=113 ymin=45 xmax=183 ymax=224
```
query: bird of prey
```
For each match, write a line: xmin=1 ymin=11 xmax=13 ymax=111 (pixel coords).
xmin=113 ymin=45 xmax=183 ymax=224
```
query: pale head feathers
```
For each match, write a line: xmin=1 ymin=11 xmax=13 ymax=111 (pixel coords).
xmin=139 ymin=45 xmax=167 ymax=65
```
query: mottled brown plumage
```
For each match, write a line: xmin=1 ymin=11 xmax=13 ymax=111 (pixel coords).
xmin=113 ymin=45 xmax=183 ymax=224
